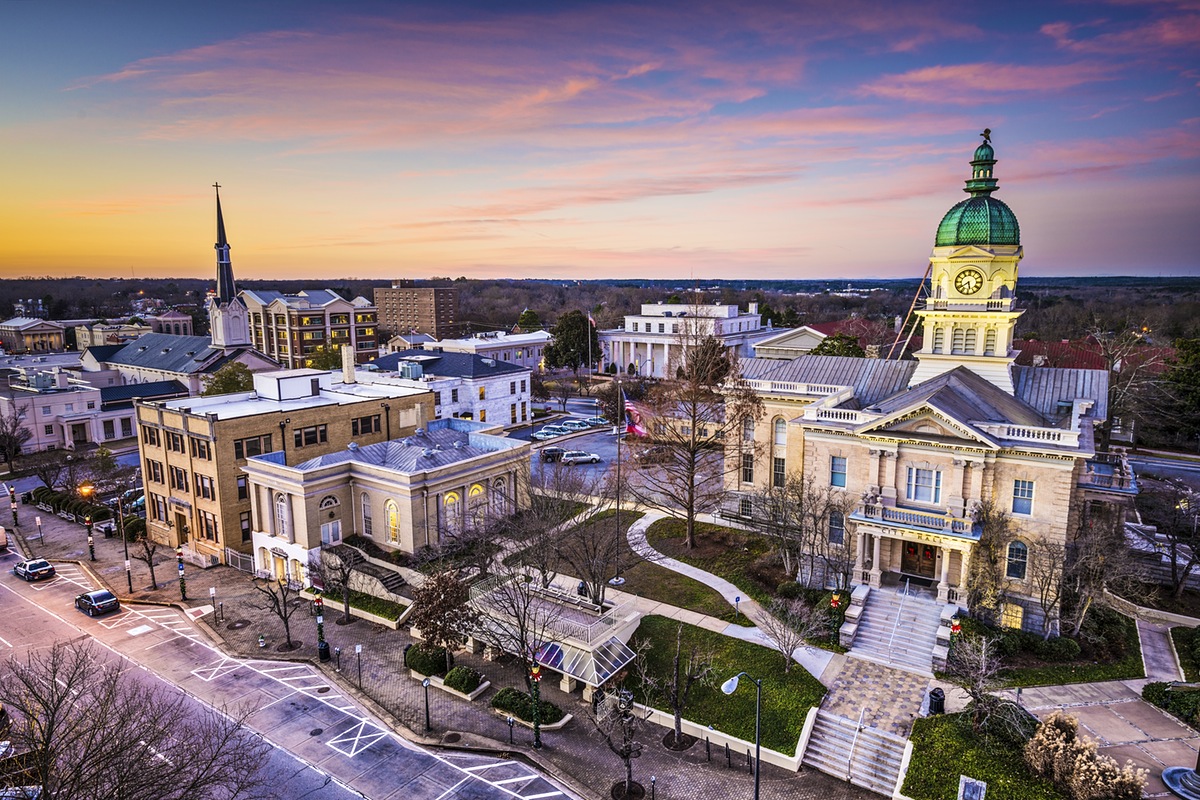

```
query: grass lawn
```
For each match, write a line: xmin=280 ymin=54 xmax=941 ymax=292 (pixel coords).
xmin=645 ymin=517 xmax=784 ymax=605
xmin=627 ymin=615 xmax=825 ymax=755
xmin=1172 ymin=626 xmax=1200 ymax=681
xmin=903 ymin=715 xmax=1064 ymax=800
xmin=1115 ymin=581 xmax=1200 ymax=619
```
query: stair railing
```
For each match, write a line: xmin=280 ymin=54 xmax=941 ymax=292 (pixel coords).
xmin=846 ymin=706 xmax=867 ymax=780
xmin=886 ymin=578 xmax=909 ymax=660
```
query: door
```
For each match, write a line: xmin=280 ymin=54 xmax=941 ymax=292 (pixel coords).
xmin=175 ymin=512 xmax=189 ymax=544
xmin=900 ymin=541 xmax=936 ymax=578
xmin=71 ymin=423 xmax=88 ymax=446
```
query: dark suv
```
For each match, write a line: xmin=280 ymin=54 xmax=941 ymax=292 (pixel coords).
xmin=541 ymin=446 xmax=567 ymax=463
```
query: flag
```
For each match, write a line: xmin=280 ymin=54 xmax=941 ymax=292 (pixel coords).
xmin=622 ymin=389 xmax=648 ymax=437
xmin=587 ymin=313 xmax=596 ymax=327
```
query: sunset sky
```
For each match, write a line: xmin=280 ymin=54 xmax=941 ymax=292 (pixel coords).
xmin=2 ymin=0 xmax=1197 ymax=281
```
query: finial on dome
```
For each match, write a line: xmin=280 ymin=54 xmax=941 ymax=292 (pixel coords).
xmin=981 ymin=128 xmax=991 ymax=144
xmin=965 ymin=131 xmax=998 ymax=197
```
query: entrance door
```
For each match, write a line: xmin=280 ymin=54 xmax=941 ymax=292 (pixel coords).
xmin=900 ymin=541 xmax=936 ymax=578
xmin=174 ymin=512 xmax=189 ymax=544
xmin=71 ymin=424 xmax=88 ymax=446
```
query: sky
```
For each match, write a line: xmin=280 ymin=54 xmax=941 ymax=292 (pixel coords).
xmin=1 ymin=0 xmax=1198 ymax=282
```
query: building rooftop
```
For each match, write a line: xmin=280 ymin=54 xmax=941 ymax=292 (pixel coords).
xmin=370 ymin=349 xmax=528 ymax=378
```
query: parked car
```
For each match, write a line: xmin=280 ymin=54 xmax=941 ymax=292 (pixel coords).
xmin=532 ymin=424 xmax=570 ymax=441
xmin=541 ymin=446 xmax=567 ymax=463
xmin=13 ymin=559 xmax=55 ymax=582
xmin=635 ymin=445 xmax=671 ymax=464
xmin=74 ymin=590 xmax=120 ymax=617
xmin=561 ymin=419 xmax=591 ymax=432
xmin=562 ymin=450 xmax=601 ymax=465
xmin=583 ymin=416 xmax=608 ymax=427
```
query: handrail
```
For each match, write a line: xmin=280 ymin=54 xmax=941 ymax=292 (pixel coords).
xmin=846 ymin=706 xmax=867 ymax=780
xmin=887 ymin=578 xmax=909 ymax=659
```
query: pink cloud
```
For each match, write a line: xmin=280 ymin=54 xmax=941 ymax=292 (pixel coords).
xmin=859 ymin=61 xmax=1117 ymax=104
xmin=1040 ymin=13 xmax=1200 ymax=53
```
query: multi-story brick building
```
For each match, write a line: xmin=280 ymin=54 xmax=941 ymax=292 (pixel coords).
xmin=135 ymin=363 xmax=432 ymax=566
xmin=373 ymin=281 xmax=459 ymax=340
xmin=241 ymin=289 xmax=378 ymax=368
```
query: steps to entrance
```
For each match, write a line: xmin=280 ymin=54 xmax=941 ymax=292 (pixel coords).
xmin=849 ymin=588 xmax=943 ymax=674
xmin=802 ymin=710 xmax=907 ymax=796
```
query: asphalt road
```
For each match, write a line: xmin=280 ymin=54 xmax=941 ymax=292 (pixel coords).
xmin=1129 ymin=455 xmax=1200 ymax=492
xmin=0 ymin=548 xmax=574 ymax=800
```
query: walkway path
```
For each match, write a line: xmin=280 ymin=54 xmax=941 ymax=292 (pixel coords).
xmin=1139 ymin=619 xmax=1185 ymax=682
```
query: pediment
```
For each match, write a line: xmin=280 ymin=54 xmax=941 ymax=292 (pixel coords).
xmin=944 ymin=245 xmax=997 ymax=260
xmin=857 ymin=404 xmax=998 ymax=448
xmin=753 ymin=326 xmax=826 ymax=350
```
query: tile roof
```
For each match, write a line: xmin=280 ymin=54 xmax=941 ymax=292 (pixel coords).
xmin=370 ymin=349 xmax=528 ymax=378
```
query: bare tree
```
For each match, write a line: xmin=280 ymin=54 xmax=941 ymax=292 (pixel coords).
xmin=0 ymin=403 xmax=32 ymax=474
xmin=1138 ymin=477 xmax=1200 ymax=599
xmin=468 ymin=571 xmax=563 ymax=694
xmin=758 ymin=598 xmax=829 ymax=673
xmin=1062 ymin=502 xmax=1142 ymax=637
xmin=503 ymin=460 xmax=596 ymax=588
xmin=946 ymin=635 xmax=1033 ymax=741
xmin=406 ymin=570 xmax=478 ymax=674
xmin=587 ymin=687 xmax=652 ymax=798
xmin=639 ymin=623 xmax=713 ymax=747
xmin=554 ymin=508 xmax=626 ymax=608
xmin=1026 ymin=536 xmax=1065 ymax=640
xmin=964 ymin=500 xmax=1016 ymax=625
xmin=1088 ymin=322 xmax=1170 ymax=450
xmin=629 ymin=322 xmax=763 ymax=549
xmin=745 ymin=474 xmax=855 ymax=589
xmin=0 ymin=639 xmax=267 ymax=800
xmin=24 ymin=449 xmax=69 ymax=490
xmin=129 ymin=524 xmax=160 ymax=590
xmin=254 ymin=576 xmax=305 ymax=650
xmin=307 ymin=549 xmax=356 ymax=624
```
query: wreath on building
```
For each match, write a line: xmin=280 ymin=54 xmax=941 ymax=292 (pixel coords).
xmin=905 ymin=542 xmax=917 ymax=556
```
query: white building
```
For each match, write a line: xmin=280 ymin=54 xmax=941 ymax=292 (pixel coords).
xmin=598 ymin=302 xmax=779 ymax=379
xmin=367 ymin=350 xmax=534 ymax=426
xmin=389 ymin=330 xmax=551 ymax=372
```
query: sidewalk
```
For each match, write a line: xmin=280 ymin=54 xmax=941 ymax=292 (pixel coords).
xmin=10 ymin=508 xmax=871 ymax=800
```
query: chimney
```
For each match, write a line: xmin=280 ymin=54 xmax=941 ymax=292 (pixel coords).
xmin=341 ymin=344 xmax=355 ymax=384
xmin=55 ymin=370 xmax=69 ymax=389
xmin=748 ymin=302 xmax=758 ymax=315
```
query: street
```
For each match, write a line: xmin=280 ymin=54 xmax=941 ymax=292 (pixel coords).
xmin=0 ymin=546 xmax=574 ymax=800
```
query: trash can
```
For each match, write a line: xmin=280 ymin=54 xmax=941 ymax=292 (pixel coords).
xmin=928 ymin=687 xmax=945 ymax=715
xmin=318 ymin=641 xmax=331 ymax=663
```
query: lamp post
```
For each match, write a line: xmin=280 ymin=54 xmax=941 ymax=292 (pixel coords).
xmin=9 ymin=485 xmax=16 ymax=527
xmin=315 ymin=594 xmax=330 ymax=662
xmin=530 ymin=664 xmax=543 ymax=749
xmin=721 ymin=671 xmax=763 ymax=800
xmin=117 ymin=493 xmax=132 ymax=593
xmin=421 ymin=677 xmax=431 ymax=733
xmin=176 ymin=546 xmax=187 ymax=600
xmin=79 ymin=482 xmax=96 ymax=561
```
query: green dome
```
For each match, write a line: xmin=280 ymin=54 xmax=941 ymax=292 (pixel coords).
xmin=935 ymin=131 xmax=1020 ymax=246
xmin=936 ymin=196 xmax=1020 ymax=246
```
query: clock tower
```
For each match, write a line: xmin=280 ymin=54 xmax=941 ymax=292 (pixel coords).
xmin=909 ymin=131 xmax=1024 ymax=394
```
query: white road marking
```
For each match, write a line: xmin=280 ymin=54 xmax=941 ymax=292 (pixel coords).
xmin=127 ymin=625 xmax=153 ymax=636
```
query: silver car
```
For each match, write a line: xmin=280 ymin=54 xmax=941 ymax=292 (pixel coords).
xmin=561 ymin=450 xmax=601 ymax=465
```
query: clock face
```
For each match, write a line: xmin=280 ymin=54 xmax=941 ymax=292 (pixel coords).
xmin=954 ymin=269 xmax=984 ymax=295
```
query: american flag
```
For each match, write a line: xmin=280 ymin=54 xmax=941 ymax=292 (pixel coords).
xmin=622 ymin=390 xmax=648 ymax=437
xmin=587 ymin=313 xmax=596 ymax=327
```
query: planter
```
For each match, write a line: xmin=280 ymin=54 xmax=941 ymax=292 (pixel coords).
xmin=408 ymin=670 xmax=491 ymax=701
xmin=301 ymin=589 xmax=401 ymax=629
xmin=491 ymin=708 xmax=573 ymax=731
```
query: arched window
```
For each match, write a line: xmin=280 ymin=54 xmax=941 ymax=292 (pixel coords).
xmin=442 ymin=491 xmax=461 ymax=533
xmin=319 ymin=495 xmax=339 ymax=509
xmin=274 ymin=493 xmax=289 ymax=539
xmin=773 ymin=418 xmax=786 ymax=448
xmin=1006 ymin=541 xmax=1028 ymax=580
xmin=361 ymin=493 xmax=372 ymax=536
xmin=385 ymin=500 xmax=399 ymax=544
xmin=491 ymin=477 xmax=509 ymax=515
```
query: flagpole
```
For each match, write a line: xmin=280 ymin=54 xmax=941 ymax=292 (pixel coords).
xmin=609 ymin=380 xmax=625 ymax=587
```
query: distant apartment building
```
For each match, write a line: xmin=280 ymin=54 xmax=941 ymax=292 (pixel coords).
xmin=0 ymin=317 xmax=65 ymax=354
xmin=135 ymin=366 xmax=433 ymax=566
xmin=373 ymin=281 xmax=459 ymax=340
xmin=74 ymin=321 xmax=153 ymax=350
xmin=240 ymin=289 xmax=378 ymax=369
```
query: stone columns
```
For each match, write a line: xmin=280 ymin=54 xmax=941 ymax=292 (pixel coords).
xmin=950 ymin=459 xmax=966 ymax=517
xmin=868 ymin=449 xmax=882 ymax=494
xmin=881 ymin=450 xmax=898 ymax=503
xmin=870 ymin=533 xmax=882 ymax=588
xmin=937 ymin=546 xmax=951 ymax=603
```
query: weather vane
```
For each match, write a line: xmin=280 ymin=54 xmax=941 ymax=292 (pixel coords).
xmin=981 ymin=128 xmax=992 ymax=144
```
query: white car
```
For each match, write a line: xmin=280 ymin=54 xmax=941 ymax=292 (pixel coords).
xmin=583 ymin=416 xmax=608 ymax=427
xmin=562 ymin=450 xmax=601 ymax=465
xmin=532 ymin=424 xmax=570 ymax=441
xmin=561 ymin=420 xmax=592 ymax=432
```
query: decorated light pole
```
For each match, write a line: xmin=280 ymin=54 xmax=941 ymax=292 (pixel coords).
xmin=530 ymin=663 xmax=543 ymax=749
xmin=315 ymin=594 xmax=330 ymax=662
xmin=8 ymin=485 xmax=17 ymax=527
xmin=79 ymin=482 xmax=96 ymax=561
xmin=176 ymin=546 xmax=187 ymax=600
xmin=117 ymin=494 xmax=132 ymax=593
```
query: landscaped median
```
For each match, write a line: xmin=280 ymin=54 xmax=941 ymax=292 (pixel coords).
xmin=303 ymin=588 xmax=406 ymax=629
xmin=627 ymin=615 xmax=826 ymax=759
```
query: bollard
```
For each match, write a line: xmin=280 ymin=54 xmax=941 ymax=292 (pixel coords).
xmin=725 ymin=742 xmax=731 ymax=768
xmin=334 ymin=646 xmax=342 ymax=672
xmin=706 ymin=736 xmax=711 ymax=762
xmin=747 ymin=747 xmax=752 ymax=771
xmin=218 ymin=601 xmax=224 ymax=622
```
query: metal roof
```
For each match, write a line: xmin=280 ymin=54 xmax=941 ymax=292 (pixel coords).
xmin=290 ymin=418 xmax=524 ymax=473
xmin=99 ymin=380 xmax=188 ymax=405
xmin=1013 ymin=365 xmax=1108 ymax=421
xmin=741 ymin=355 xmax=917 ymax=407
xmin=370 ymin=349 xmax=528 ymax=378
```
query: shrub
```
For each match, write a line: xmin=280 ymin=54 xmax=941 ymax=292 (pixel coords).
xmin=1035 ymin=636 xmax=1082 ymax=663
xmin=776 ymin=581 xmax=803 ymax=600
xmin=1025 ymin=711 xmax=1146 ymax=799
xmin=490 ymin=686 xmax=565 ymax=724
xmin=443 ymin=666 xmax=483 ymax=694
xmin=1143 ymin=681 xmax=1200 ymax=726
xmin=405 ymin=644 xmax=452 ymax=677
xmin=1189 ymin=630 xmax=1200 ymax=666
xmin=123 ymin=517 xmax=146 ymax=540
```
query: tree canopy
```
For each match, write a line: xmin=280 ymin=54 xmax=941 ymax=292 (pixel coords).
xmin=305 ymin=345 xmax=344 ymax=371
xmin=516 ymin=308 xmax=541 ymax=330
xmin=810 ymin=332 xmax=865 ymax=358
xmin=201 ymin=362 xmax=253 ymax=396
xmin=544 ymin=309 xmax=600 ymax=375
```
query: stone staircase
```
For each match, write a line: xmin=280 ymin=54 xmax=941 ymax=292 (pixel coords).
xmin=849 ymin=587 xmax=942 ymax=674
xmin=327 ymin=544 xmax=407 ymax=595
xmin=802 ymin=710 xmax=907 ymax=796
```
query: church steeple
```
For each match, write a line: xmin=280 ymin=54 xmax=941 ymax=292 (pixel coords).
xmin=214 ymin=183 xmax=236 ymax=304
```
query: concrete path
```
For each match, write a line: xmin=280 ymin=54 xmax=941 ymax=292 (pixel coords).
xmin=1139 ymin=619 xmax=1185 ymax=682
xmin=625 ymin=510 xmax=836 ymax=681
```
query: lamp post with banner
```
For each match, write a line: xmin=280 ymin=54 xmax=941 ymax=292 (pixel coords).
xmin=176 ymin=547 xmax=187 ymax=600
xmin=530 ymin=663 xmax=543 ymax=749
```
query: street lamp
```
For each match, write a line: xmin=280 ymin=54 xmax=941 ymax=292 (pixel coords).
xmin=315 ymin=594 xmax=330 ymax=662
xmin=79 ymin=482 xmax=96 ymax=561
xmin=117 ymin=492 xmax=132 ymax=593
xmin=421 ymin=677 xmax=432 ymax=733
xmin=530 ymin=663 xmax=543 ymax=749
xmin=176 ymin=546 xmax=187 ymax=600
xmin=721 ymin=671 xmax=763 ymax=800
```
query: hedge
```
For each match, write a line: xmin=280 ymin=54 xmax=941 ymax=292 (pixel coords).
xmin=1143 ymin=681 xmax=1200 ymax=726
xmin=444 ymin=666 xmax=483 ymax=694
xmin=490 ymin=686 xmax=565 ymax=724
xmin=32 ymin=487 xmax=111 ymax=521
xmin=406 ymin=644 xmax=453 ymax=677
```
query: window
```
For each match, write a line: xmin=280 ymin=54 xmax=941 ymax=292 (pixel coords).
xmin=829 ymin=511 xmax=846 ymax=545
xmin=385 ymin=500 xmax=399 ymax=543
xmin=361 ymin=493 xmax=373 ymax=536
xmin=831 ymin=456 xmax=847 ymax=488
xmin=198 ymin=510 xmax=218 ymax=541
xmin=906 ymin=467 xmax=941 ymax=504
xmin=632 ymin=323 xmax=638 ymax=332
xmin=510 ymin=381 xmax=516 ymax=395
xmin=87 ymin=401 xmax=95 ymax=410
xmin=1013 ymin=480 xmax=1034 ymax=516
xmin=41 ymin=406 xmax=50 ymax=416
xmin=145 ymin=459 xmax=164 ymax=484
xmin=236 ymin=475 xmax=248 ymax=501
xmin=120 ymin=418 xmax=132 ymax=438
xmin=658 ymin=323 xmax=664 ymax=333
xmin=742 ymin=417 xmax=754 ymax=441
xmin=773 ymin=457 xmax=786 ymax=488
xmin=521 ymin=402 xmax=527 ymax=421
xmin=352 ymin=415 xmax=381 ymax=436
xmin=142 ymin=427 xmax=160 ymax=446
xmin=65 ymin=403 xmax=73 ymax=413
xmin=739 ymin=497 xmax=753 ymax=517
xmin=240 ymin=511 xmax=252 ymax=543
xmin=319 ymin=495 xmax=339 ymax=509
xmin=434 ymin=392 xmax=441 ymax=406
xmin=1006 ymin=541 xmax=1028 ymax=580
xmin=189 ymin=437 xmax=211 ymax=460
xmin=234 ymin=434 xmax=271 ymax=460
xmin=293 ymin=424 xmax=328 ymax=448
xmin=321 ymin=520 xmax=342 ymax=546
xmin=478 ymin=386 xmax=486 ymax=401
xmin=103 ymin=420 xmax=115 ymax=440
xmin=451 ymin=389 xmax=459 ymax=403
xmin=773 ymin=418 xmax=786 ymax=448
xmin=274 ymin=494 xmax=289 ymax=538
xmin=169 ymin=466 xmax=188 ymax=492
xmin=741 ymin=453 xmax=754 ymax=483
xmin=479 ymin=409 xmax=486 ymax=423
xmin=166 ymin=432 xmax=185 ymax=453
xmin=150 ymin=493 xmax=167 ymax=522
xmin=521 ymin=380 xmax=527 ymax=393
xmin=195 ymin=473 xmax=215 ymax=500
xmin=43 ymin=424 xmax=53 ymax=435
xmin=510 ymin=403 xmax=517 ymax=424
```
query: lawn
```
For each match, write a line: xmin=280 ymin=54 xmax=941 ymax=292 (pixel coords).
xmin=644 ymin=517 xmax=785 ymax=605
xmin=1172 ymin=626 xmax=1200 ymax=681
xmin=902 ymin=715 xmax=1064 ymax=800
xmin=627 ymin=615 xmax=826 ymax=755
